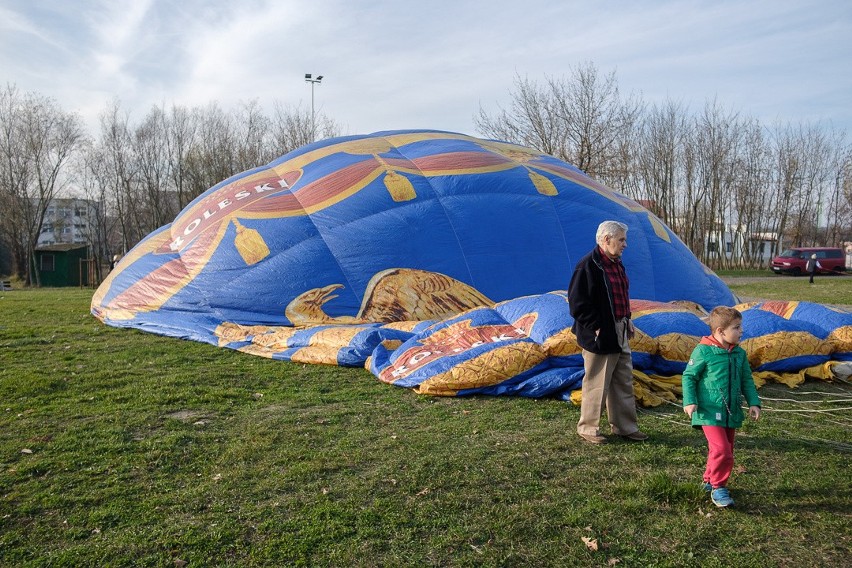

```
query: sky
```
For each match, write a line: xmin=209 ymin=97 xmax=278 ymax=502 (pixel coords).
xmin=1 ymin=0 xmax=851 ymax=139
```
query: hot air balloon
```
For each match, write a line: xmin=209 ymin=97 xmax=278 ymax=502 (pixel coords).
xmin=92 ymin=130 xmax=849 ymax=403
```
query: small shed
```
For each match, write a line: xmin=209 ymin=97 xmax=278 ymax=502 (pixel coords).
xmin=35 ymin=244 xmax=89 ymax=287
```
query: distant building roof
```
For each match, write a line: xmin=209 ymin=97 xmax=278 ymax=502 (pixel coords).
xmin=35 ymin=243 xmax=88 ymax=252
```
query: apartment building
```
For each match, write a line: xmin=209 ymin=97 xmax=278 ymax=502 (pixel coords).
xmin=37 ymin=198 xmax=99 ymax=247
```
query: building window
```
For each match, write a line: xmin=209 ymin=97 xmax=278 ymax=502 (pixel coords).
xmin=726 ymin=242 xmax=732 ymax=253
xmin=752 ymin=242 xmax=766 ymax=254
xmin=41 ymin=254 xmax=55 ymax=272
xmin=707 ymin=241 xmax=718 ymax=252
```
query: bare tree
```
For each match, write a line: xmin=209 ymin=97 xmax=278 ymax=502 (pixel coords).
xmin=475 ymin=64 xmax=642 ymax=184
xmin=474 ymin=74 xmax=566 ymax=157
xmin=134 ymin=106 xmax=174 ymax=230
xmin=824 ymin=139 xmax=852 ymax=245
xmin=474 ymin=69 xmax=851 ymax=270
xmin=75 ymin=142 xmax=119 ymax=281
xmin=730 ymin=119 xmax=772 ymax=267
xmin=690 ymin=99 xmax=743 ymax=267
xmin=796 ymin=125 xmax=832 ymax=246
xmin=0 ymin=85 xmax=84 ymax=284
xmin=0 ymin=85 xmax=30 ymax=279
xmin=548 ymin=63 xmax=643 ymax=182
xmin=766 ymin=123 xmax=830 ymax=250
xmin=635 ymin=100 xmax=689 ymax=226
xmin=6 ymin=74 xmax=848 ymax=277
xmin=270 ymin=101 xmax=340 ymax=156
xmin=162 ymin=104 xmax=198 ymax=210
xmin=183 ymin=102 xmax=243 ymax=200
xmin=98 ymin=100 xmax=141 ymax=253
xmin=232 ymin=99 xmax=275 ymax=170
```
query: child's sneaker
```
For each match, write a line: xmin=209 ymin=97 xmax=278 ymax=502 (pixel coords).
xmin=711 ymin=487 xmax=734 ymax=508
xmin=701 ymin=481 xmax=712 ymax=492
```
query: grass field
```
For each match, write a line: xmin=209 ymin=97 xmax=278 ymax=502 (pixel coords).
xmin=1 ymin=282 xmax=850 ymax=567
xmin=721 ymin=271 xmax=852 ymax=305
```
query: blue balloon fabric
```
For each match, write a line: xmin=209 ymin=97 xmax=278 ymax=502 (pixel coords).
xmin=90 ymin=130 xmax=849 ymax=403
xmin=92 ymin=130 xmax=733 ymax=332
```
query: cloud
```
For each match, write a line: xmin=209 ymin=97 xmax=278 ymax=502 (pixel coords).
xmin=0 ymin=0 xmax=849 ymax=137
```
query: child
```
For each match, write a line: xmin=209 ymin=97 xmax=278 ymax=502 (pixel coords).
xmin=682 ymin=306 xmax=761 ymax=508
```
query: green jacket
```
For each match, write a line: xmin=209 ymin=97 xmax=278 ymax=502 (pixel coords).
xmin=681 ymin=338 xmax=761 ymax=429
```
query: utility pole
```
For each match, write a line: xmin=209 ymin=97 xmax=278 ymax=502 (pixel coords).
xmin=304 ymin=74 xmax=323 ymax=142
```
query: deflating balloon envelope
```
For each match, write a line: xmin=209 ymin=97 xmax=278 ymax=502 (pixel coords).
xmin=91 ymin=130 xmax=850 ymax=402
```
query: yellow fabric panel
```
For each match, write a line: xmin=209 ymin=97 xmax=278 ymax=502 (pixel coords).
xmin=236 ymin=343 xmax=276 ymax=359
xmin=632 ymin=370 xmax=677 ymax=407
xmin=826 ymin=360 xmax=852 ymax=381
xmin=827 ymin=326 xmax=852 ymax=354
xmin=816 ymin=361 xmax=847 ymax=380
xmin=741 ymin=331 xmax=830 ymax=368
xmin=656 ymin=333 xmax=699 ymax=363
xmin=630 ymin=299 xmax=704 ymax=318
xmin=634 ymin=371 xmax=683 ymax=397
xmin=630 ymin=329 xmax=659 ymax=356
xmin=528 ymin=170 xmax=558 ymax=195
xmin=756 ymin=362 xmax=837 ymax=387
xmin=569 ymin=389 xmax=582 ymax=406
xmin=668 ymin=300 xmax=708 ymax=315
xmin=251 ymin=326 xmax=304 ymax=351
xmin=414 ymin=341 xmax=548 ymax=396
xmin=232 ymin=219 xmax=270 ymax=265
xmin=289 ymin=326 xmax=372 ymax=365
xmin=379 ymin=339 xmax=404 ymax=351
xmin=569 ymin=370 xmax=676 ymax=408
xmin=751 ymin=371 xmax=776 ymax=388
xmin=572 ymin=362 xmax=841 ymax=410
xmin=647 ymin=213 xmax=671 ymax=242
xmin=542 ymin=328 xmax=581 ymax=356
xmin=215 ymin=322 xmax=277 ymax=347
xmin=632 ymin=381 xmax=668 ymax=407
xmin=380 ymin=321 xmax=424 ymax=332
xmin=752 ymin=370 xmax=804 ymax=388
xmin=288 ymin=348 xmax=341 ymax=365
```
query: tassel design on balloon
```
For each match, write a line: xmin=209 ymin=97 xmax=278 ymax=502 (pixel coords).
xmin=374 ymin=154 xmax=416 ymax=202
xmin=527 ymin=169 xmax=557 ymax=196
xmin=232 ymin=218 xmax=270 ymax=265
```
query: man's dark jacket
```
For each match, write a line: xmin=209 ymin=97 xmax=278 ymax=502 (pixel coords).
xmin=568 ymin=246 xmax=628 ymax=354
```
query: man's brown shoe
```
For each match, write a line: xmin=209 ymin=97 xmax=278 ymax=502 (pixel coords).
xmin=620 ymin=431 xmax=649 ymax=441
xmin=579 ymin=433 xmax=607 ymax=444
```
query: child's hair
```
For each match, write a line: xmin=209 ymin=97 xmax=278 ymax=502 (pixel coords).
xmin=707 ymin=306 xmax=742 ymax=332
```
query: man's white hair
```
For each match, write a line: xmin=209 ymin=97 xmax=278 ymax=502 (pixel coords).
xmin=596 ymin=220 xmax=628 ymax=245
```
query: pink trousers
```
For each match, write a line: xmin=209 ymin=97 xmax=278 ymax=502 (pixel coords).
xmin=702 ymin=425 xmax=736 ymax=488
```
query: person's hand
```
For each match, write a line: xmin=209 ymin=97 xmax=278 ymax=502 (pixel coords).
xmin=684 ymin=404 xmax=696 ymax=418
xmin=749 ymin=406 xmax=761 ymax=420
xmin=627 ymin=320 xmax=635 ymax=339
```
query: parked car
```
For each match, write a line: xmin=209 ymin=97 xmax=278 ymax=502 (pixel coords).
xmin=770 ymin=247 xmax=847 ymax=275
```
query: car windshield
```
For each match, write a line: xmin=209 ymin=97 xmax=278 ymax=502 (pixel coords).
xmin=779 ymin=249 xmax=801 ymax=258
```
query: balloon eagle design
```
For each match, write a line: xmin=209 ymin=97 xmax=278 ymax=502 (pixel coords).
xmin=92 ymin=130 xmax=851 ymax=403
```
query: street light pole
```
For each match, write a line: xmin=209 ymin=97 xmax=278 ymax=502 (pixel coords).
xmin=304 ymin=73 xmax=323 ymax=142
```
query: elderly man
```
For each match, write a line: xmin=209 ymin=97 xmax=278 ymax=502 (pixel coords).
xmin=568 ymin=220 xmax=648 ymax=444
